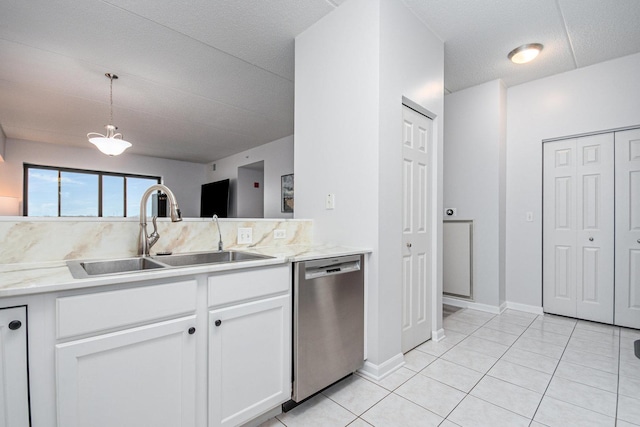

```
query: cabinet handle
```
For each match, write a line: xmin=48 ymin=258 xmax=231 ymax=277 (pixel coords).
xmin=188 ymin=327 xmax=196 ymax=335
xmin=637 ymin=239 xmax=640 ymax=244
xmin=588 ymin=237 xmax=594 ymax=242
xmin=215 ymin=320 xmax=222 ymax=327
xmin=8 ymin=320 xmax=22 ymax=330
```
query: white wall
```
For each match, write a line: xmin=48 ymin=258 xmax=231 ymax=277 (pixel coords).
xmin=295 ymin=0 xmax=443 ymax=373
xmin=207 ymin=135 xmax=294 ymax=219
xmin=506 ymin=52 xmax=640 ymax=308
xmin=237 ymin=165 xmax=264 ymax=218
xmin=444 ymin=80 xmax=506 ymax=309
xmin=0 ymin=138 xmax=207 ymax=217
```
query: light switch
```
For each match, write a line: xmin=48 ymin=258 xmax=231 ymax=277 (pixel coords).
xmin=326 ymin=193 xmax=335 ymax=210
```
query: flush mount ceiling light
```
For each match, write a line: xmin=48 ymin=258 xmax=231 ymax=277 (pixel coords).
xmin=87 ymin=73 xmax=132 ymax=156
xmin=508 ymin=43 xmax=544 ymax=64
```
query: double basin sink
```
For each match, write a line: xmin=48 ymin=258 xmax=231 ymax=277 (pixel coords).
xmin=67 ymin=251 xmax=274 ymax=279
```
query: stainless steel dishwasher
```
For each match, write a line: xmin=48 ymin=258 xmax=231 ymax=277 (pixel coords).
xmin=290 ymin=254 xmax=365 ymax=405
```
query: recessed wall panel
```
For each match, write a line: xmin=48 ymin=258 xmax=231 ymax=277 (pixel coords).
xmin=417 ymin=253 xmax=427 ymax=323
xmin=403 ymin=159 xmax=413 ymax=233
xmin=583 ymin=145 xmax=600 ymax=165
xmin=555 ymin=149 xmax=572 ymax=168
xmin=555 ymin=246 xmax=571 ymax=299
xmin=629 ymin=250 xmax=640 ymax=309
xmin=582 ymin=248 xmax=599 ymax=303
xmin=403 ymin=121 xmax=413 ymax=148
xmin=418 ymin=127 xmax=427 ymax=153
xmin=631 ymin=171 xmax=640 ymax=231
xmin=418 ymin=163 xmax=427 ymax=233
xmin=402 ymin=256 xmax=412 ymax=330
xmin=583 ymin=174 xmax=600 ymax=230
xmin=555 ymin=177 xmax=572 ymax=229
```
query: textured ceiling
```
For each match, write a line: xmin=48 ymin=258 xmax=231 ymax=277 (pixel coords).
xmin=0 ymin=0 xmax=639 ymax=163
xmin=405 ymin=0 xmax=640 ymax=93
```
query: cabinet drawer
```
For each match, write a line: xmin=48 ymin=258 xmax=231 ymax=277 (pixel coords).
xmin=208 ymin=265 xmax=290 ymax=307
xmin=57 ymin=280 xmax=197 ymax=339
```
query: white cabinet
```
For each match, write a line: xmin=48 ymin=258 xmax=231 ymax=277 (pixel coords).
xmin=208 ymin=266 xmax=291 ymax=427
xmin=0 ymin=306 xmax=30 ymax=427
xmin=55 ymin=280 xmax=199 ymax=427
xmin=56 ymin=316 xmax=197 ymax=427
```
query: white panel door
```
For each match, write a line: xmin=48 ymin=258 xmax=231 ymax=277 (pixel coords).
xmin=543 ymin=134 xmax=614 ymax=323
xmin=401 ymin=105 xmax=432 ymax=352
xmin=0 ymin=307 xmax=30 ymax=427
xmin=575 ymin=134 xmax=614 ymax=323
xmin=615 ymin=128 xmax=640 ymax=328
xmin=543 ymin=139 xmax=578 ymax=317
xmin=56 ymin=316 xmax=197 ymax=427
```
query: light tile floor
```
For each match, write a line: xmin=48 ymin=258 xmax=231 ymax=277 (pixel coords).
xmin=260 ymin=306 xmax=640 ymax=427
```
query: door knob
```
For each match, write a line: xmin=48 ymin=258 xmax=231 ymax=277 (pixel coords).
xmin=215 ymin=320 xmax=222 ymax=327
xmin=8 ymin=320 xmax=22 ymax=330
xmin=637 ymin=239 xmax=640 ymax=244
xmin=588 ymin=237 xmax=594 ymax=242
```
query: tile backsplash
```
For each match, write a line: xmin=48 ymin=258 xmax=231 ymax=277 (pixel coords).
xmin=0 ymin=218 xmax=313 ymax=264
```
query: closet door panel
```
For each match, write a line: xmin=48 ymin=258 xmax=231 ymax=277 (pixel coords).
xmin=543 ymin=140 xmax=577 ymax=317
xmin=543 ymin=134 xmax=614 ymax=323
xmin=575 ymin=134 xmax=614 ymax=324
xmin=615 ymin=128 xmax=640 ymax=328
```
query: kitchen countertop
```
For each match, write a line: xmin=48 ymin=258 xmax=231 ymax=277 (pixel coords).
xmin=0 ymin=245 xmax=371 ymax=297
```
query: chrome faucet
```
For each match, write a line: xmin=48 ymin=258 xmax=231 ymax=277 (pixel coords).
xmin=212 ymin=214 xmax=223 ymax=251
xmin=138 ymin=184 xmax=182 ymax=256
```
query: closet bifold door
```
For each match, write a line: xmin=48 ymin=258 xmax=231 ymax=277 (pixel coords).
xmin=543 ymin=134 xmax=614 ymax=323
xmin=615 ymin=128 xmax=640 ymax=329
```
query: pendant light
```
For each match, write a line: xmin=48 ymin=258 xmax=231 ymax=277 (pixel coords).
xmin=87 ymin=73 xmax=132 ymax=156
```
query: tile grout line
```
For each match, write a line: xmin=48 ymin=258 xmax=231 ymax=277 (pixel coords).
xmin=437 ymin=310 xmax=541 ymax=423
xmin=528 ymin=315 xmax=577 ymax=425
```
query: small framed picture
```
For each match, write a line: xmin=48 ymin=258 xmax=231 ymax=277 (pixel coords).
xmin=281 ymin=174 xmax=294 ymax=213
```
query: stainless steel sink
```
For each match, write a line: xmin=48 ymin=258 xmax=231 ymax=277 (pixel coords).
xmin=151 ymin=250 xmax=272 ymax=267
xmin=67 ymin=251 xmax=274 ymax=278
xmin=67 ymin=257 xmax=166 ymax=279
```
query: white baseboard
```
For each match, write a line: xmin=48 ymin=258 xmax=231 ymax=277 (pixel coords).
xmin=358 ymin=353 xmax=405 ymax=381
xmin=444 ymin=297 xmax=544 ymax=317
xmin=504 ymin=301 xmax=544 ymax=316
xmin=432 ymin=328 xmax=445 ymax=342
xmin=443 ymin=296 xmax=501 ymax=314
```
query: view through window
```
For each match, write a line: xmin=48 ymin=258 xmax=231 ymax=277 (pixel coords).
xmin=24 ymin=164 xmax=161 ymax=217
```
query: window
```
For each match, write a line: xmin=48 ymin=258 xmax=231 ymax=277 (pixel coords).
xmin=24 ymin=164 xmax=161 ymax=217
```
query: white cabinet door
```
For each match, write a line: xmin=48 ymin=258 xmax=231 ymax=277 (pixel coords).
xmin=56 ymin=316 xmax=197 ymax=427
xmin=543 ymin=134 xmax=614 ymax=323
xmin=615 ymin=128 xmax=640 ymax=328
xmin=0 ymin=307 xmax=30 ymax=427
xmin=401 ymin=105 xmax=433 ymax=352
xmin=209 ymin=295 xmax=291 ymax=427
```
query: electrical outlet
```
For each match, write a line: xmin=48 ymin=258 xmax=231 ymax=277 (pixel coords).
xmin=445 ymin=208 xmax=457 ymax=217
xmin=237 ymin=227 xmax=253 ymax=244
xmin=326 ymin=193 xmax=335 ymax=210
xmin=274 ymin=229 xmax=286 ymax=239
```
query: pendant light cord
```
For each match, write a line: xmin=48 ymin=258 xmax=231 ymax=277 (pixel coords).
xmin=109 ymin=74 xmax=114 ymax=126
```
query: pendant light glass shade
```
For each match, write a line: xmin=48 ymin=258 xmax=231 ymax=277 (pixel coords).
xmin=88 ymin=124 xmax=132 ymax=156
xmin=87 ymin=73 xmax=132 ymax=156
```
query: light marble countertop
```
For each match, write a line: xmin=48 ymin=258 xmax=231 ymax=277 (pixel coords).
xmin=0 ymin=245 xmax=371 ymax=298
